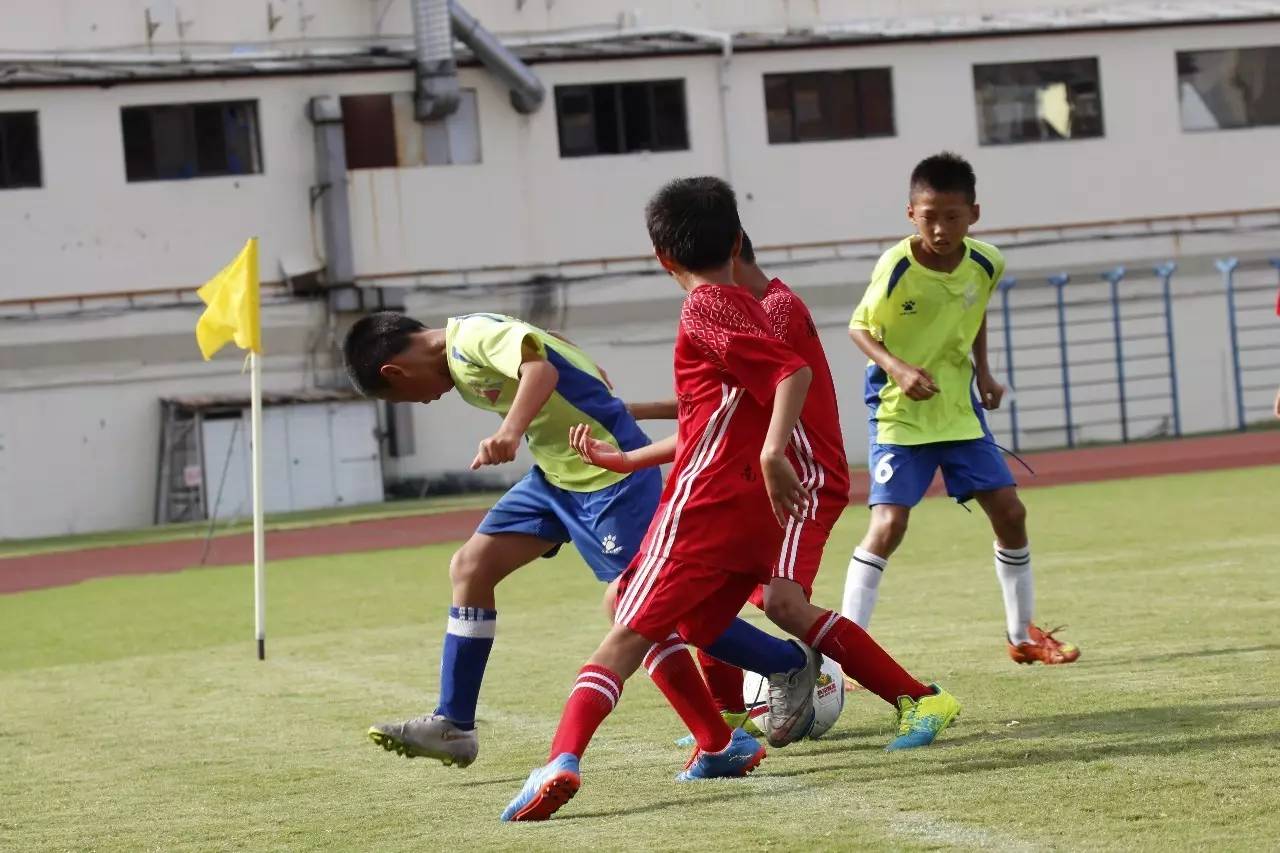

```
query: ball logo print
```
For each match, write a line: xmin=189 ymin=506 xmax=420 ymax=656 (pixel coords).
xmin=741 ymin=656 xmax=845 ymax=740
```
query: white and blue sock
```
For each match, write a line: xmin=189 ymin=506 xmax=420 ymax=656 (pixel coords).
xmin=842 ymin=547 xmax=887 ymax=629
xmin=434 ymin=606 xmax=497 ymax=730
xmin=994 ymin=544 xmax=1034 ymax=646
xmin=704 ymin=617 xmax=806 ymax=676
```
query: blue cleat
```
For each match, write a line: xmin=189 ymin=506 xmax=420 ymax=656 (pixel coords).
xmin=885 ymin=684 xmax=961 ymax=751
xmin=676 ymin=728 xmax=766 ymax=781
xmin=500 ymin=753 xmax=581 ymax=822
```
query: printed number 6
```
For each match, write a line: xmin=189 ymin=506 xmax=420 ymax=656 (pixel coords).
xmin=874 ymin=453 xmax=896 ymax=484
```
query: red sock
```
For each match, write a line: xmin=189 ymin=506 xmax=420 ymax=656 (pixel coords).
xmin=805 ymin=610 xmax=931 ymax=706
xmin=645 ymin=635 xmax=732 ymax=753
xmin=696 ymin=649 xmax=746 ymax=714
xmin=549 ymin=664 xmax=623 ymax=760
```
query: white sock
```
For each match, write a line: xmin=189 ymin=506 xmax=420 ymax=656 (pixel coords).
xmin=842 ymin=547 xmax=887 ymax=629
xmin=994 ymin=543 xmax=1034 ymax=645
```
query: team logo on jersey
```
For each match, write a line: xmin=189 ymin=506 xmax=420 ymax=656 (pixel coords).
xmin=963 ymin=280 xmax=979 ymax=308
xmin=899 ymin=300 xmax=917 ymax=316
xmin=601 ymin=534 xmax=623 ymax=555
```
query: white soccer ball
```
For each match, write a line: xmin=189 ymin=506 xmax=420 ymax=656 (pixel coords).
xmin=742 ymin=654 xmax=846 ymax=740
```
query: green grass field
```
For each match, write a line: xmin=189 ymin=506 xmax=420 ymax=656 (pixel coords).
xmin=3 ymin=466 xmax=1278 ymax=852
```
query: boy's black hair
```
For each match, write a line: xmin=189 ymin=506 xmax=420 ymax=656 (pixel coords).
xmin=910 ymin=152 xmax=977 ymax=204
xmin=645 ymin=176 xmax=742 ymax=273
xmin=342 ymin=311 xmax=425 ymax=395
xmin=739 ymin=230 xmax=756 ymax=265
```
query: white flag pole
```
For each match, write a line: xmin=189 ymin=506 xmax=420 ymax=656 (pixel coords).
xmin=250 ymin=349 xmax=266 ymax=660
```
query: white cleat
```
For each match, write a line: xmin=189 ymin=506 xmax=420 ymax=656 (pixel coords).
xmin=368 ymin=714 xmax=480 ymax=768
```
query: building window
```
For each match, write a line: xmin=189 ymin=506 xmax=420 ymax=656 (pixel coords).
xmin=1177 ymin=46 xmax=1280 ymax=131
xmin=973 ymin=58 xmax=1104 ymax=145
xmin=340 ymin=90 xmax=481 ymax=169
xmin=763 ymin=68 xmax=894 ymax=144
xmin=555 ymin=79 xmax=688 ymax=158
xmin=121 ymin=100 xmax=262 ymax=182
xmin=0 ymin=111 xmax=42 ymax=189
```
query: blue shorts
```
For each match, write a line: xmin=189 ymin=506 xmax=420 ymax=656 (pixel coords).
xmin=867 ymin=438 xmax=1015 ymax=507
xmin=476 ymin=466 xmax=662 ymax=582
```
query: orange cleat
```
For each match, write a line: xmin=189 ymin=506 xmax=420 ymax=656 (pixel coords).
xmin=1008 ymin=623 xmax=1080 ymax=665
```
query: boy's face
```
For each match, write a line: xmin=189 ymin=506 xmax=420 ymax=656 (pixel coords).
xmin=375 ymin=341 xmax=454 ymax=405
xmin=908 ymin=189 xmax=979 ymax=257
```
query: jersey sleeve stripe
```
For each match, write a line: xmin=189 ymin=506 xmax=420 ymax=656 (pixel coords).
xmin=969 ymin=248 xmax=996 ymax=279
xmin=886 ymin=256 xmax=912 ymax=297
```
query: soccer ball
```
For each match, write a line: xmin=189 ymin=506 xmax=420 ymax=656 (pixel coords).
xmin=742 ymin=654 xmax=846 ymax=739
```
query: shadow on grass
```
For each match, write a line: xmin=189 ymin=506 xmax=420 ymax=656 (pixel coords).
xmin=554 ymin=786 xmax=761 ymax=821
xmin=1084 ymin=644 xmax=1280 ymax=667
xmin=767 ymin=699 xmax=1280 ymax=781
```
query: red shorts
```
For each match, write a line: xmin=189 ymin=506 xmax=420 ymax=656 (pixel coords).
xmin=613 ymin=555 xmax=761 ymax=647
xmin=748 ymin=499 xmax=844 ymax=609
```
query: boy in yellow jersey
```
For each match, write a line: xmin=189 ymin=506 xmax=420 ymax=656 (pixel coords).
xmin=842 ymin=152 xmax=1080 ymax=666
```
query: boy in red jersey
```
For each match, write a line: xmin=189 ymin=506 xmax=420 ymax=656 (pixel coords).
xmin=583 ymin=233 xmax=960 ymax=750
xmin=502 ymin=177 xmax=815 ymax=822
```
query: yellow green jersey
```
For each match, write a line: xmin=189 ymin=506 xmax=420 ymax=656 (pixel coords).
xmin=850 ymin=236 xmax=1006 ymax=446
xmin=444 ymin=313 xmax=650 ymax=492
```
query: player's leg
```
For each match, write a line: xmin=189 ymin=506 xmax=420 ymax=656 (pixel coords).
xmin=943 ymin=442 xmax=1079 ymax=665
xmin=369 ymin=471 xmax=568 ymax=766
xmin=504 ymin=565 xmax=764 ymax=821
xmin=842 ymin=442 xmax=934 ymax=628
xmin=561 ymin=469 xmax=814 ymax=739
xmin=768 ymin=514 xmax=959 ymax=751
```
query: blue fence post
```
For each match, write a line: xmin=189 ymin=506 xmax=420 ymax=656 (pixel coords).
xmin=998 ymin=276 xmax=1020 ymax=452
xmin=1216 ymin=257 xmax=1245 ymax=431
xmin=1154 ymin=261 xmax=1182 ymax=437
xmin=1048 ymin=273 xmax=1074 ymax=448
xmin=1102 ymin=266 xmax=1129 ymax=442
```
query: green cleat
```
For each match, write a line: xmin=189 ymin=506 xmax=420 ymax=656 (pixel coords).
xmin=885 ymin=684 xmax=960 ymax=751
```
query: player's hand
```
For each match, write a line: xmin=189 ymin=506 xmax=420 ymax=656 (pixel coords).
xmin=976 ymin=370 xmax=1005 ymax=410
xmin=569 ymin=423 xmax=631 ymax=473
xmin=890 ymin=362 xmax=940 ymax=401
xmin=1274 ymin=386 xmax=1280 ymax=419
xmin=760 ymin=451 xmax=808 ymax=527
xmin=471 ymin=428 xmax=521 ymax=469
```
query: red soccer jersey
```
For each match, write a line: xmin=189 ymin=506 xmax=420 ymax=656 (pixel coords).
xmin=634 ymin=284 xmax=809 ymax=576
xmin=760 ymin=279 xmax=851 ymax=505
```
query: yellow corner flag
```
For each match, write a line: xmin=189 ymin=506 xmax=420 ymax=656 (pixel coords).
xmin=196 ymin=238 xmax=262 ymax=360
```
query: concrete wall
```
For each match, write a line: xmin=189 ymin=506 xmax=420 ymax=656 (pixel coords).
xmin=3 ymin=20 xmax=1278 ymax=300
xmin=2 ymin=0 xmax=1155 ymax=53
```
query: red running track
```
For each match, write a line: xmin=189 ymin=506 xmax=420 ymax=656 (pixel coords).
xmin=2 ymin=431 xmax=1276 ymax=595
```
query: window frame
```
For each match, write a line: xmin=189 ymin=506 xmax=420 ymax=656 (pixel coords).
xmin=762 ymin=67 xmax=896 ymax=145
xmin=120 ymin=99 xmax=263 ymax=183
xmin=0 ymin=110 xmax=43 ymax=190
xmin=1176 ymin=44 xmax=1280 ymax=133
xmin=971 ymin=56 xmax=1105 ymax=146
xmin=554 ymin=78 xmax=690 ymax=158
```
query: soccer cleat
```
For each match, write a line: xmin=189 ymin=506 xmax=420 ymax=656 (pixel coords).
xmin=1008 ymin=623 xmax=1081 ymax=665
xmin=677 ymin=728 xmax=766 ymax=781
xmin=500 ymin=753 xmax=581 ymax=822
xmin=764 ymin=642 xmax=820 ymax=747
xmin=367 ymin=714 xmax=479 ymax=768
xmin=885 ymin=684 xmax=961 ymax=751
xmin=675 ymin=709 xmax=765 ymax=746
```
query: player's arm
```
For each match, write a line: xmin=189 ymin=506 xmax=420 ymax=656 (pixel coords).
xmin=849 ymin=264 xmax=939 ymax=401
xmin=760 ymin=365 xmax=812 ymax=526
xmin=849 ymin=328 xmax=939 ymax=402
xmin=569 ymin=427 xmax=676 ymax=473
xmin=626 ymin=399 xmax=678 ymax=420
xmin=971 ymin=316 xmax=1005 ymax=410
xmin=472 ymin=341 xmax=558 ymax=469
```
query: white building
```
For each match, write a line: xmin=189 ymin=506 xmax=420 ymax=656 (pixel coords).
xmin=2 ymin=0 xmax=1279 ymax=537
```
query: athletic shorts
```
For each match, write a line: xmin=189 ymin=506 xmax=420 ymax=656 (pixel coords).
xmin=476 ymin=465 xmax=662 ymax=582
xmin=867 ymin=438 xmax=1015 ymax=508
xmin=748 ymin=496 xmax=846 ymax=608
xmin=613 ymin=557 xmax=762 ymax=647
